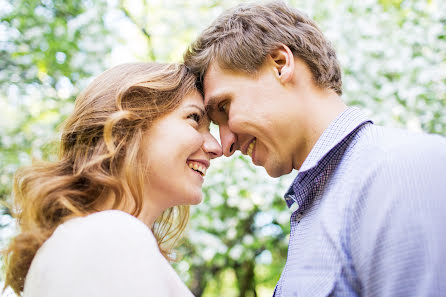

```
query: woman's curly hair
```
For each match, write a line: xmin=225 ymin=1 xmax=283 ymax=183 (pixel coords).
xmin=3 ymin=62 xmax=197 ymax=295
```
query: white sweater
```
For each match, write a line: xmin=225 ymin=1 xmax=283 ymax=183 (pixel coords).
xmin=23 ymin=210 xmax=194 ymax=297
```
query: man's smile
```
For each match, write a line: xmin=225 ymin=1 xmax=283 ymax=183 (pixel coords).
xmin=247 ymin=138 xmax=256 ymax=158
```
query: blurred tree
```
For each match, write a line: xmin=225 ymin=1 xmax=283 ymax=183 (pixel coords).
xmin=0 ymin=0 xmax=112 ymax=204
xmin=305 ymin=0 xmax=446 ymax=134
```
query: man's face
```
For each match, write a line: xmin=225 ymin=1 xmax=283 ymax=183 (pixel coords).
xmin=203 ymin=62 xmax=299 ymax=178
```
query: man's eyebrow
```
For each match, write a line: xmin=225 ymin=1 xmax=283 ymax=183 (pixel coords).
xmin=205 ymin=94 xmax=226 ymax=114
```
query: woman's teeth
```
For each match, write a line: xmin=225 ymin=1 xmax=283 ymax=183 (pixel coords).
xmin=187 ymin=162 xmax=207 ymax=176
xmin=247 ymin=139 xmax=256 ymax=157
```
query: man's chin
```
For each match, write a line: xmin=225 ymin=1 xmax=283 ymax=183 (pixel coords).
xmin=264 ymin=163 xmax=291 ymax=178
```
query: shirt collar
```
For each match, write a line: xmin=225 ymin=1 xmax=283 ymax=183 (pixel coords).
xmin=284 ymin=107 xmax=372 ymax=208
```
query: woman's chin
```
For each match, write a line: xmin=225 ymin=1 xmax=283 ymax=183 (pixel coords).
xmin=185 ymin=191 xmax=203 ymax=205
xmin=189 ymin=194 xmax=203 ymax=205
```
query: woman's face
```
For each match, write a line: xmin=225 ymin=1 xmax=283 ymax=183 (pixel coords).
xmin=143 ymin=91 xmax=222 ymax=212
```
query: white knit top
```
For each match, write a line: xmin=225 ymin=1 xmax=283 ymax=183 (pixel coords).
xmin=23 ymin=210 xmax=194 ymax=297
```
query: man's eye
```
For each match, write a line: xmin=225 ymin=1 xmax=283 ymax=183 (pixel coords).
xmin=188 ymin=112 xmax=201 ymax=123
xmin=218 ymin=102 xmax=228 ymax=113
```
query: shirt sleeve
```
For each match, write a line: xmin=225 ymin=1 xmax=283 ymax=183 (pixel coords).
xmin=24 ymin=210 xmax=194 ymax=297
xmin=350 ymin=137 xmax=446 ymax=296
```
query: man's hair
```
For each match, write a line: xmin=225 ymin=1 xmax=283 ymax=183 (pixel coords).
xmin=184 ymin=1 xmax=342 ymax=95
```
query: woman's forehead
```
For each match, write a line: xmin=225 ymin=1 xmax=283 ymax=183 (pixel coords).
xmin=181 ymin=90 xmax=205 ymax=107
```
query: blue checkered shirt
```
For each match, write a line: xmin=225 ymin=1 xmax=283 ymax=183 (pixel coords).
xmin=274 ymin=107 xmax=446 ymax=297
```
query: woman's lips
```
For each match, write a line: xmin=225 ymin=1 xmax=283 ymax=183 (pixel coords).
xmin=186 ymin=160 xmax=209 ymax=176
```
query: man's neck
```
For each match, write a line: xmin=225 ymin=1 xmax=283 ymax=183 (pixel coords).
xmin=293 ymin=92 xmax=347 ymax=170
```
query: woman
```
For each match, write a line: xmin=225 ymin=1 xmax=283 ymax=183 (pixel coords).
xmin=3 ymin=63 xmax=222 ymax=296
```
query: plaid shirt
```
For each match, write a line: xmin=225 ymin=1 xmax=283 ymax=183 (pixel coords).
xmin=274 ymin=107 xmax=446 ymax=297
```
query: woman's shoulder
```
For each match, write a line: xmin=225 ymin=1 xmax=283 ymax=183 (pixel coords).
xmin=64 ymin=209 xmax=152 ymax=232
xmin=24 ymin=210 xmax=165 ymax=296
xmin=40 ymin=210 xmax=155 ymax=253
xmin=42 ymin=210 xmax=158 ymax=258
xmin=24 ymin=210 xmax=195 ymax=297
xmin=61 ymin=210 xmax=156 ymax=243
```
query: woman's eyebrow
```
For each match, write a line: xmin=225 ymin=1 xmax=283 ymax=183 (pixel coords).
xmin=184 ymin=104 xmax=205 ymax=115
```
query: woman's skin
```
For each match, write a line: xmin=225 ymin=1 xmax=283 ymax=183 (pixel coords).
xmin=138 ymin=91 xmax=222 ymax=227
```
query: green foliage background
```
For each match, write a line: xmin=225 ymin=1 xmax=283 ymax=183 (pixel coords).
xmin=0 ymin=0 xmax=445 ymax=296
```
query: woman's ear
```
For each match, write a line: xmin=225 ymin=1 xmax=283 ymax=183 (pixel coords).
xmin=268 ymin=44 xmax=295 ymax=84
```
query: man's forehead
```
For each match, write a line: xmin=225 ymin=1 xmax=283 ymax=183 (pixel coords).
xmin=204 ymin=62 xmax=240 ymax=81
xmin=203 ymin=67 xmax=224 ymax=104
xmin=202 ymin=64 xmax=222 ymax=96
xmin=203 ymin=65 xmax=238 ymax=100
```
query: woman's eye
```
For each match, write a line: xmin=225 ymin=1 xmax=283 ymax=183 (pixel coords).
xmin=188 ymin=112 xmax=201 ymax=123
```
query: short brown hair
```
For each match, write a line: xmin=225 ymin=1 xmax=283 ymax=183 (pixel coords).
xmin=184 ymin=1 xmax=342 ymax=95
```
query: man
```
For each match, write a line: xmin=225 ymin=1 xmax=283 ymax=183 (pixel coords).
xmin=184 ymin=2 xmax=446 ymax=297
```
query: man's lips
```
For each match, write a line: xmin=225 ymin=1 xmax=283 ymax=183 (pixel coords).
xmin=247 ymin=139 xmax=256 ymax=158
xmin=242 ymin=138 xmax=256 ymax=156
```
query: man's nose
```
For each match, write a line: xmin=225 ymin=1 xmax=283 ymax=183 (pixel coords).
xmin=219 ymin=124 xmax=238 ymax=157
xmin=203 ymin=132 xmax=223 ymax=159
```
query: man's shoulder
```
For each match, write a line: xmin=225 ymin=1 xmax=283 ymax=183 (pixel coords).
xmin=342 ymin=125 xmax=446 ymax=207
xmin=353 ymin=125 xmax=446 ymax=164
xmin=346 ymin=125 xmax=446 ymax=217
xmin=347 ymin=128 xmax=446 ymax=297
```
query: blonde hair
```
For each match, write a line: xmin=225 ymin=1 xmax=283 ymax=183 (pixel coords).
xmin=3 ymin=62 xmax=197 ymax=295
xmin=184 ymin=1 xmax=342 ymax=95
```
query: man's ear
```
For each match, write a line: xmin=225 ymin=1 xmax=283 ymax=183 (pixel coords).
xmin=269 ymin=44 xmax=295 ymax=84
